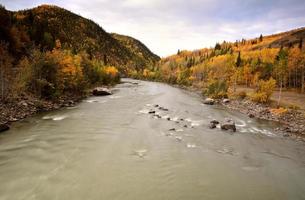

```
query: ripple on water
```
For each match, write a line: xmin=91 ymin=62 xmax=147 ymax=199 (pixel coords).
xmin=133 ymin=149 xmax=147 ymax=158
xmin=241 ymin=166 xmax=261 ymax=171
xmin=138 ymin=109 xmax=150 ymax=114
xmin=235 ymin=120 xmax=247 ymax=127
xmin=109 ymin=95 xmax=121 ymax=99
xmin=85 ymin=100 xmax=99 ymax=103
xmin=186 ymin=143 xmax=197 ymax=148
xmin=42 ymin=115 xmax=67 ymax=121
xmin=250 ymin=127 xmax=275 ymax=137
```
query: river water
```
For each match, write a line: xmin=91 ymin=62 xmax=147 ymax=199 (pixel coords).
xmin=1 ymin=79 xmax=305 ymax=200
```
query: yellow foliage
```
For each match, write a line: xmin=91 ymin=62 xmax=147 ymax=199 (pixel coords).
xmin=250 ymin=78 xmax=276 ymax=103
xmin=105 ymin=66 xmax=119 ymax=78
xmin=270 ymin=107 xmax=288 ymax=115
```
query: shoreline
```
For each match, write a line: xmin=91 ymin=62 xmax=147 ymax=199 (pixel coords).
xmin=173 ymin=84 xmax=305 ymax=141
xmin=0 ymin=84 xmax=117 ymax=133
xmin=0 ymin=93 xmax=86 ymax=131
xmin=220 ymin=99 xmax=305 ymax=139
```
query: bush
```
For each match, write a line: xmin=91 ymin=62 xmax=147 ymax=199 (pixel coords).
xmin=250 ymin=78 xmax=276 ymax=103
xmin=204 ymin=80 xmax=228 ymax=99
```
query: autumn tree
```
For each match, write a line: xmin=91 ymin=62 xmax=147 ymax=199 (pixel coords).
xmin=274 ymin=47 xmax=288 ymax=106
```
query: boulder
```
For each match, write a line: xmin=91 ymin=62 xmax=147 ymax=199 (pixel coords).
xmin=148 ymin=110 xmax=156 ymax=114
xmin=154 ymin=114 xmax=162 ymax=118
xmin=0 ymin=124 xmax=10 ymax=133
xmin=203 ymin=98 xmax=215 ymax=105
xmin=92 ymin=87 xmax=112 ymax=96
xmin=221 ymin=120 xmax=236 ymax=132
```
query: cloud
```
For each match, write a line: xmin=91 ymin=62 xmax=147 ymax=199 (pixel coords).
xmin=1 ymin=0 xmax=305 ymax=56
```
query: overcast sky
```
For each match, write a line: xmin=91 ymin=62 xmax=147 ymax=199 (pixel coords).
xmin=1 ymin=0 xmax=305 ymax=57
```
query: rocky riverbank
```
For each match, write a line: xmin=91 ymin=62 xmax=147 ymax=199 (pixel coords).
xmin=0 ymin=86 xmax=116 ymax=133
xmin=219 ymin=98 xmax=305 ymax=140
xmin=175 ymin=83 xmax=305 ymax=140
xmin=0 ymin=94 xmax=85 ymax=132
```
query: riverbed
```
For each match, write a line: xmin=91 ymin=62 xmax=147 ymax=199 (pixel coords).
xmin=0 ymin=79 xmax=305 ymax=200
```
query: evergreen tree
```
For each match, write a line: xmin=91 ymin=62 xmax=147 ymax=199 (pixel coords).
xmin=214 ymin=43 xmax=221 ymax=50
xmin=236 ymin=52 xmax=242 ymax=67
xmin=259 ymin=34 xmax=263 ymax=42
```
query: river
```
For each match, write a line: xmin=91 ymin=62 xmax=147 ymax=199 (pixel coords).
xmin=0 ymin=79 xmax=305 ymax=200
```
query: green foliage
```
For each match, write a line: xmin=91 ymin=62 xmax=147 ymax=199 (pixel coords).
xmin=16 ymin=49 xmax=119 ymax=99
xmin=204 ymin=80 xmax=228 ymax=99
xmin=42 ymin=32 xmax=54 ymax=49
xmin=5 ymin=5 xmax=159 ymax=75
xmin=236 ymin=51 xmax=241 ymax=67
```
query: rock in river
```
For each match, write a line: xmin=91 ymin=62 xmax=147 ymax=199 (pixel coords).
xmin=221 ymin=119 xmax=236 ymax=132
xmin=203 ymin=98 xmax=215 ymax=105
xmin=92 ymin=87 xmax=112 ymax=96
xmin=209 ymin=123 xmax=217 ymax=129
xmin=210 ymin=119 xmax=219 ymax=124
xmin=0 ymin=124 xmax=10 ymax=133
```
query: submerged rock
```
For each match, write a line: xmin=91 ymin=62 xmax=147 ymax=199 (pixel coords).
xmin=203 ymin=98 xmax=215 ymax=105
xmin=175 ymin=136 xmax=182 ymax=142
xmin=159 ymin=107 xmax=169 ymax=111
xmin=92 ymin=87 xmax=112 ymax=96
xmin=154 ymin=114 xmax=162 ymax=118
xmin=0 ymin=124 xmax=10 ymax=133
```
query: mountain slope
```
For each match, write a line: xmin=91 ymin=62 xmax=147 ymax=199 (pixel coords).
xmin=134 ymin=26 xmax=305 ymax=96
xmin=111 ymin=33 xmax=160 ymax=66
xmin=4 ymin=4 xmax=159 ymax=72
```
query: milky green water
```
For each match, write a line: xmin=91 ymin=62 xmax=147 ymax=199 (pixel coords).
xmin=0 ymin=79 xmax=305 ymax=200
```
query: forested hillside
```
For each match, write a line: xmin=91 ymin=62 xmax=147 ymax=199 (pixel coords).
xmin=111 ymin=33 xmax=160 ymax=69
xmin=134 ymin=27 xmax=305 ymax=104
xmin=0 ymin=4 xmax=159 ymax=101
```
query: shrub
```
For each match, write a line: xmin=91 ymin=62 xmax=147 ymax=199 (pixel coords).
xmin=250 ymin=78 xmax=276 ymax=103
xmin=204 ymin=80 xmax=228 ymax=99
xmin=237 ymin=91 xmax=247 ymax=99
